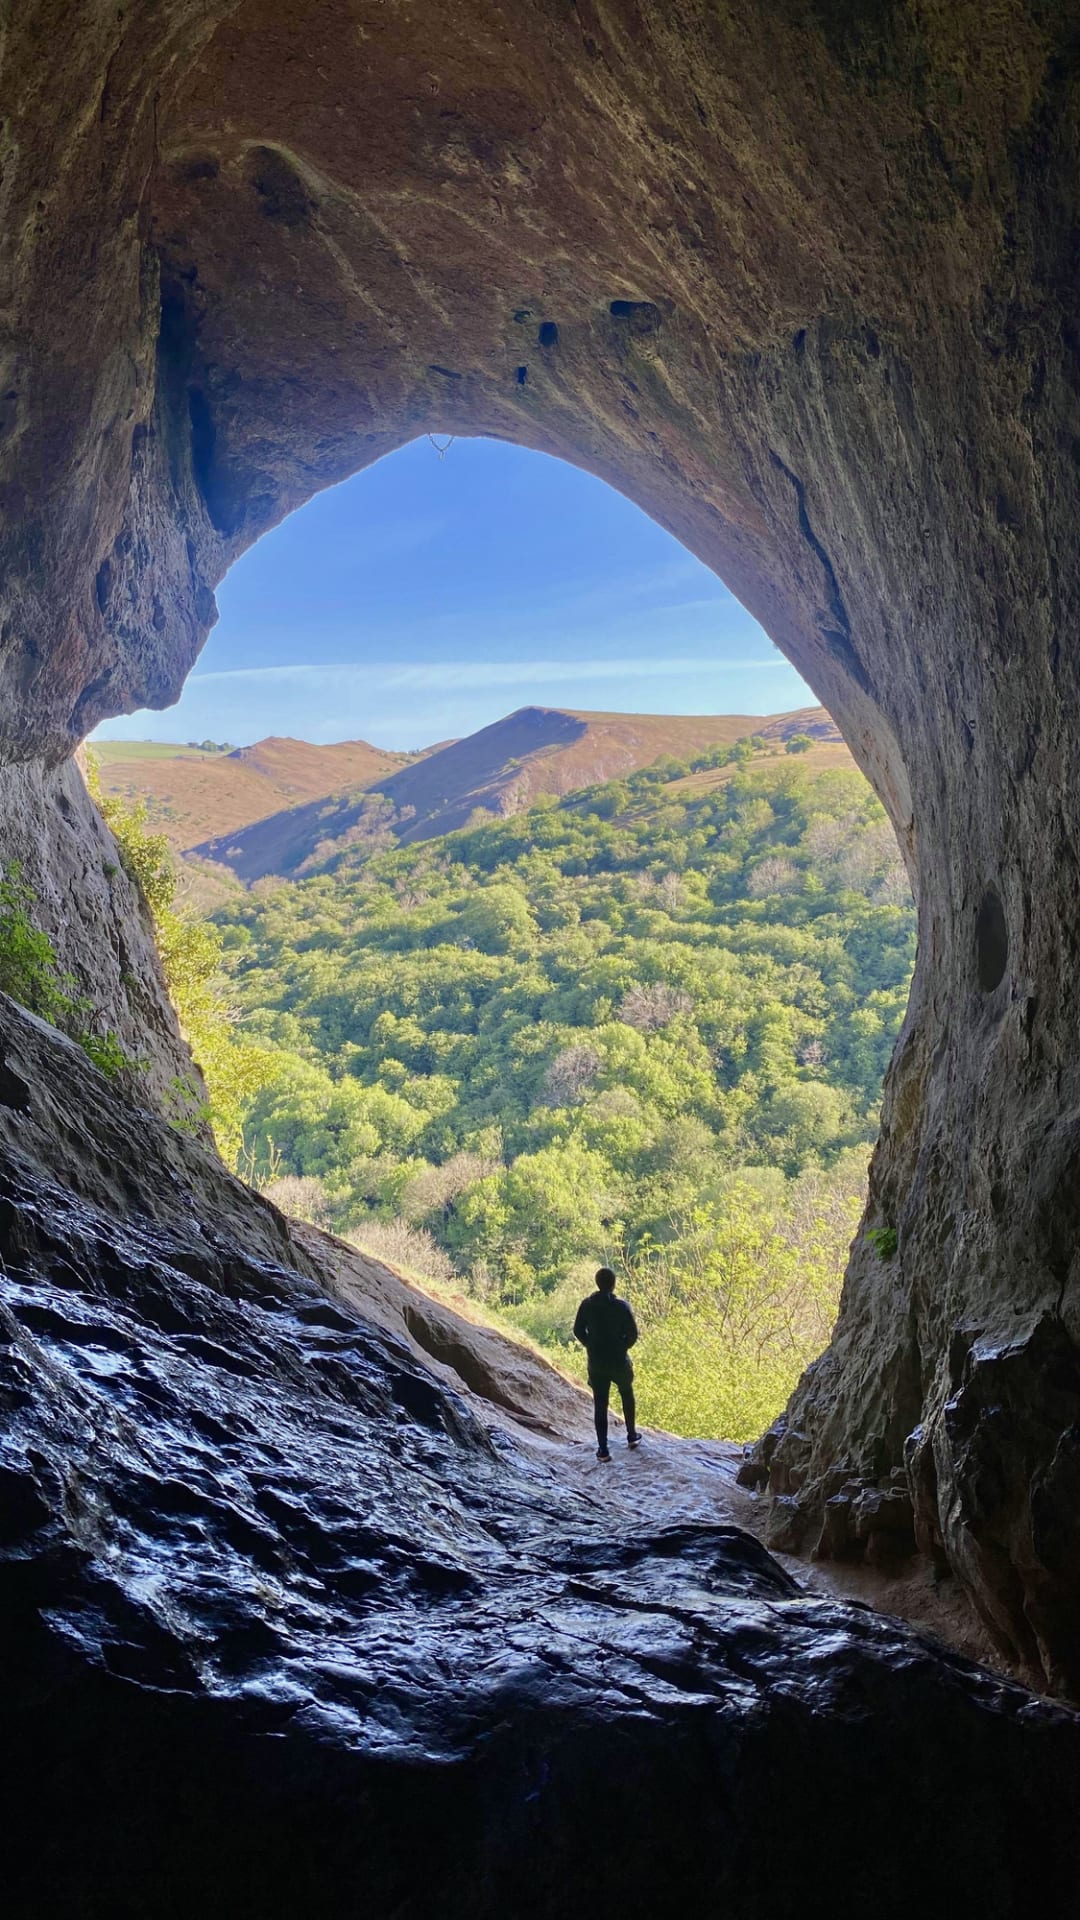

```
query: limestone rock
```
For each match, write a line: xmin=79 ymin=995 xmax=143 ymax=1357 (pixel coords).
xmin=5 ymin=0 xmax=1080 ymax=1693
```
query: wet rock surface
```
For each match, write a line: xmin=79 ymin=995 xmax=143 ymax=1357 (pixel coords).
xmin=2 ymin=997 xmax=1080 ymax=1915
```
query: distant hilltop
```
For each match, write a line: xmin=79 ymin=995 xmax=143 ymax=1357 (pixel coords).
xmin=92 ymin=734 xmax=424 ymax=851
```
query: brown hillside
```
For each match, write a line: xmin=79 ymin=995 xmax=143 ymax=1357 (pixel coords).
xmin=376 ymin=706 xmax=777 ymax=837
xmin=191 ymin=706 xmax=840 ymax=883
xmin=94 ymin=735 xmax=415 ymax=848
xmin=755 ymin=708 xmax=843 ymax=744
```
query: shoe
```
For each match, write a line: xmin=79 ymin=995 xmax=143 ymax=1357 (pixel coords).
xmin=596 ymin=1447 xmax=612 ymax=1462
xmin=627 ymin=1433 xmax=641 ymax=1450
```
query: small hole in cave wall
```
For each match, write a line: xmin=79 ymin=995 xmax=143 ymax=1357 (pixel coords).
xmin=975 ymin=887 xmax=1008 ymax=992
xmin=538 ymin=321 xmax=559 ymax=348
xmin=181 ymin=155 xmax=220 ymax=185
xmin=609 ymin=299 xmax=663 ymax=335
xmin=247 ymin=145 xmax=314 ymax=227
xmin=0 ymin=1054 xmax=31 ymax=1112
xmin=516 ymin=365 xmax=528 ymax=385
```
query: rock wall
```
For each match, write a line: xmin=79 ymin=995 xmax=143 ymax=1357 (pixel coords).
xmin=3 ymin=2 xmax=1080 ymax=1689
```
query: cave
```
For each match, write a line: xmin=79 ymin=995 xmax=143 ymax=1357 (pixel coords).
xmin=4 ymin=3 xmax=1080 ymax=1911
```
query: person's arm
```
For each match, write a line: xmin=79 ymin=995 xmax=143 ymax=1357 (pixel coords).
xmin=573 ymin=1299 xmax=590 ymax=1346
xmin=623 ymin=1303 xmax=638 ymax=1349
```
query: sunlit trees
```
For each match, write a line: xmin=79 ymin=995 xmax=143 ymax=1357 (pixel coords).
xmin=201 ymin=753 xmax=915 ymax=1435
xmin=85 ymin=755 xmax=276 ymax=1159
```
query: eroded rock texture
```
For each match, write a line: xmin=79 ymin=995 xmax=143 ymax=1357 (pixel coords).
xmin=3 ymin=993 xmax=1080 ymax=1917
xmin=4 ymin=2 xmax=1080 ymax=1689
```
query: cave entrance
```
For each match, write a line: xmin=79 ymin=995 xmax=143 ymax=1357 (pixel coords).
xmin=95 ymin=436 xmax=914 ymax=1446
xmin=8 ymin=0 xmax=1080 ymax=1692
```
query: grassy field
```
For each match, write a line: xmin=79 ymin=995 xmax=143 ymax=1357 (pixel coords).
xmin=665 ymin=739 xmax=855 ymax=799
xmin=93 ymin=740 xmax=214 ymax=762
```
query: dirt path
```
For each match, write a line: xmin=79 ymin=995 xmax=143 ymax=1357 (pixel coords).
xmin=512 ymin=1419 xmax=1009 ymax=1678
xmin=309 ymin=1227 xmax=1010 ymax=1683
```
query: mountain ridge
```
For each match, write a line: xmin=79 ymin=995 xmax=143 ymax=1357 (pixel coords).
xmin=189 ymin=704 xmax=845 ymax=883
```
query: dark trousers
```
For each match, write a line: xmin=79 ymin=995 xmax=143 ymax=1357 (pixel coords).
xmin=589 ymin=1357 xmax=636 ymax=1451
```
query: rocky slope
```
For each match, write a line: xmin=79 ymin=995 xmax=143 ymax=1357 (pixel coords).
xmin=3 ymin=989 xmax=1079 ymax=1916
xmin=190 ymin=705 xmax=805 ymax=879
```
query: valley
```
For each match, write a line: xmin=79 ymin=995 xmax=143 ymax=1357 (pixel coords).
xmin=98 ymin=707 xmax=909 ymax=1447
xmin=97 ymin=704 xmax=847 ymax=878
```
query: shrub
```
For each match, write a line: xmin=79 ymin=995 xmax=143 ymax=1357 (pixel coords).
xmin=0 ymin=867 xmax=69 ymax=1019
xmin=0 ymin=865 xmax=132 ymax=1078
xmin=865 ymin=1222 xmax=898 ymax=1259
xmin=347 ymin=1216 xmax=457 ymax=1283
xmin=260 ymin=1174 xmax=335 ymax=1228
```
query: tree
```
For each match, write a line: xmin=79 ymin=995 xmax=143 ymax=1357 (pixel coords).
xmin=619 ymin=981 xmax=693 ymax=1031
xmin=747 ymin=856 xmax=801 ymax=897
xmin=539 ymin=1043 xmax=601 ymax=1106
xmin=785 ymin=733 xmax=814 ymax=753
xmin=85 ymin=755 xmax=275 ymax=1162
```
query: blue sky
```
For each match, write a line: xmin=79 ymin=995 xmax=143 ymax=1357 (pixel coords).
xmin=95 ymin=437 xmax=814 ymax=749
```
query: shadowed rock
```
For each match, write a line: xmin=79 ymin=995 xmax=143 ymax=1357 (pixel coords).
xmin=1 ymin=995 xmax=1080 ymax=1914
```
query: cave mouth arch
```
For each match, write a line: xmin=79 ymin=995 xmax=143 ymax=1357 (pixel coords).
xmin=7 ymin=0 xmax=1080 ymax=1689
xmin=113 ymin=431 xmax=913 ymax=1449
xmin=118 ymin=432 xmax=813 ymax=752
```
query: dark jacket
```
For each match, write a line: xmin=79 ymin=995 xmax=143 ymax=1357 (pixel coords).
xmin=573 ymin=1291 xmax=638 ymax=1371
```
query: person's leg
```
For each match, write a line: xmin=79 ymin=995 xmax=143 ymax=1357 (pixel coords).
xmin=591 ymin=1373 xmax=611 ymax=1454
xmin=616 ymin=1363 xmax=637 ymax=1444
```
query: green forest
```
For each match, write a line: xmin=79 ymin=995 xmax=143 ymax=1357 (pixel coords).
xmin=191 ymin=740 xmax=916 ymax=1440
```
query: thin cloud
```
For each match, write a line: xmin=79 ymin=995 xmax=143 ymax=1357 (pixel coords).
xmin=189 ymin=656 xmax=789 ymax=691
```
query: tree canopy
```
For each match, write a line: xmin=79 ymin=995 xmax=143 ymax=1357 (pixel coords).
xmin=204 ymin=752 xmax=914 ymax=1438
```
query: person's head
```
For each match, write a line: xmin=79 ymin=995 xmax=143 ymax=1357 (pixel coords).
xmin=595 ymin=1267 xmax=617 ymax=1294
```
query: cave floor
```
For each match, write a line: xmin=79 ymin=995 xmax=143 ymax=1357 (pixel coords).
xmin=310 ymin=1219 xmax=1012 ymax=1683
xmin=3 ymin=994 xmax=1071 ymax=1914
xmin=500 ymin=1418 xmax=1010 ymax=1681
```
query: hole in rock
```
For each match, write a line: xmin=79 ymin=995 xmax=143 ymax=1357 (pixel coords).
xmin=975 ymin=887 xmax=1008 ymax=992
xmin=246 ymin=145 xmax=315 ymax=227
xmin=0 ymin=1055 xmax=31 ymax=1112
xmin=94 ymin=437 xmax=915 ymax=1450
xmin=609 ymin=299 xmax=663 ymax=334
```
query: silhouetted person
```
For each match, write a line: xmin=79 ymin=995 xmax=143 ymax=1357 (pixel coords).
xmin=574 ymin=1267 xmax=639 ymax=1461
